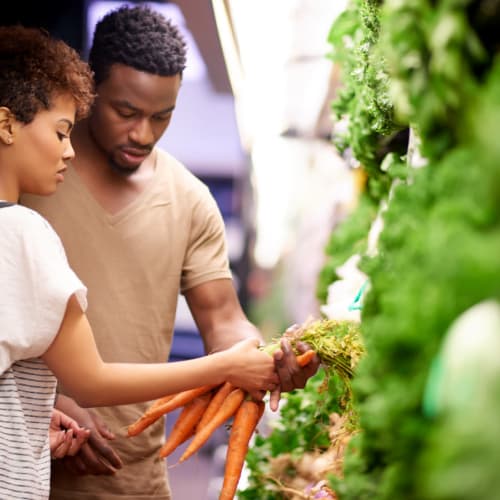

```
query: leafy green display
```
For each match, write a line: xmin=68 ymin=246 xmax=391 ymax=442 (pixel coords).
xmin=379 ymin=0 xmax=486 ymax=161
xmin=327 ymin=0 xmax=406 ymax=199
xmin=316 ymin=193 xmax=377 ymax=303
xmin=337 ymin=36 xmax=500 ymax=500
xmin=239 ymin=369 xmax=347 ymax=500
xmin=318 ymin=0 xmax=409 ymax=303
xmin=417 ymin=379 xmax=500 ymax=500
xmin=344 ymin=144 xmax=500 ymax=499
xmin=244 ymin=1 xmax=500 ymax=499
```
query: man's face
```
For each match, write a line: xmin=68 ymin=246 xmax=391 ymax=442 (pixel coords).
xmin=88 ymin=63 xmax=181 ymax=173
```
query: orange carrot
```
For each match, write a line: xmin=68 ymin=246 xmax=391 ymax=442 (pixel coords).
xmin=296 ymin=349 xmax=316 ymax=367
xmin=127 ymin=414 xmax=158 ymax=438
xmin=178 ymin=388 xmax=246 ymax=463
xmin=196 ymin=381 xmax=234 ymax=433
xmin=127 ymin=383 xmax=218 ymax=437
xmin=219 ymin=399 xmax=265 ymax=500
xmin=147 ymin=393 xmax=176 ymax=412
xmin=159 ymin=392 xmax=212 ymax=459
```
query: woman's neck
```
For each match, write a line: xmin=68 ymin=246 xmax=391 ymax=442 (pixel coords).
xmin=0 ymin=182 xmax=19 ymax=203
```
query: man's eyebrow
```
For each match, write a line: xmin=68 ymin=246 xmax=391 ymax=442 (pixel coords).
xmin=113 ymin=99 xmax=139 ymax=111
xmin=113 ymin=99 xmax=175 ymax=114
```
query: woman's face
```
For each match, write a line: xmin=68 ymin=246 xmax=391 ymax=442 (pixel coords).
xmin=15 ymin=93 xmax=76 ymax=196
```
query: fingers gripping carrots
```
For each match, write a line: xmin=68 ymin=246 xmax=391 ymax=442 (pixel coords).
xmin=295 ymin=349 xmax=316 ymax=367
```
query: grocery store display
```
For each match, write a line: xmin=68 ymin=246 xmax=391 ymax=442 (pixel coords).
xmin=126 ymin=319 xmax=359 ymax=499
xmin=239 ymin=0 xmax=500 ymax=498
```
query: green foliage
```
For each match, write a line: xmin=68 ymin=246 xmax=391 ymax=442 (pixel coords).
xmin=417 ymin=379 xmax=500 ymax=500
xmin=379 ymin=0 xmax=487 ymax=161
xmin=347 ymin=143 xmax=500 ymax=499
xmin=316 ymin=193 xmax=377 ymax=303
xmin=412 ymin=60 xmax=500 ymax=500
xmin=248 ymin=2 xmax=500 ymax=499
xmin=319 ymin=0 xmax=410 ymax=304
xmin=318 ymin=2 xmax=500 ymax=499
xmin=327 ymin=0 xmax=406 ymax=200
xmin=316 ymin=150 xmax=408 ymax=304
xmin=238 ymin=369 xmax=348 ymax=499
xmin=338 ymin=57 xmax=500 ymax=497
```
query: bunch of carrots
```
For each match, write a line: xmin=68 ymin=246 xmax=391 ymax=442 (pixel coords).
xmin=127 ymin=318 xmax=363 ymax=500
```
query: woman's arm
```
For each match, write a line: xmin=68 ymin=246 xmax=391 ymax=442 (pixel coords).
xmin=42 ymin=295 xmax=278 ymax=408
xmin=186 ymin=279 xmax=320 ymax=409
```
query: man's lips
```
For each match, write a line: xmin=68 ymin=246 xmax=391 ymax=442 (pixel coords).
xmin=118 ymin=147 xmax=151 ymax=165
xmin=121 ymin=146 xmax=151 ymax=157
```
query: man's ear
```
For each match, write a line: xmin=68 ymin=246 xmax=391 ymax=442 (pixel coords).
xmin=0 ymin=107 xmax=15 ymax=145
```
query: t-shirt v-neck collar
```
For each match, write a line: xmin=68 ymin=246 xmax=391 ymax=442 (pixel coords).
xmin=70 ymin=150 xmax=159 ymax=226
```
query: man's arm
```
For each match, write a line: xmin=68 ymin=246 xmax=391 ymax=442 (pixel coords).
xmin=185 ymin=279 xmax=320 ymax=410
xmin=185 ymin=279 xmax=261 ymax=353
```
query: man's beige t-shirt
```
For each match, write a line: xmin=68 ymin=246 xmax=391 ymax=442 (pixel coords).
xmin=22 ymin=149 xmax=232 ymax=500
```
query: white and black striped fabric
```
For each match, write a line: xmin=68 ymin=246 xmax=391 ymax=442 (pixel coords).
xmin=0 ymin=359 xmax=56 ymax=499
xmin=0 ymin=203 xmax=88 ymax=499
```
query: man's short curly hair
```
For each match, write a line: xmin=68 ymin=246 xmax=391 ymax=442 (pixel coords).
xmin=89 ymin=5 xmax=187 ymax=86
xmin=0 ymin=25 xmax=94 ymax=124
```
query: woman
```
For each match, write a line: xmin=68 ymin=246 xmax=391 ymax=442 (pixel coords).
xmin=0 ymin=26 xmax=278 ymax=499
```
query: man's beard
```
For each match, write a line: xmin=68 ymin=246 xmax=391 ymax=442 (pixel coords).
xmin=108 ymin=157 xmax=141 ymax=176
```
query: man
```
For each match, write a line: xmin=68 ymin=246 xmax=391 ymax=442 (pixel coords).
xmin=23 ymin=5 xmax=318 ymax=499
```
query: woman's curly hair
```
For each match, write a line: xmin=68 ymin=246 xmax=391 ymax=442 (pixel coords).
xmin=89 ymin=5 xmax=187 ymax=86
xmin=0 ymin=25 xmax=94 ymax=124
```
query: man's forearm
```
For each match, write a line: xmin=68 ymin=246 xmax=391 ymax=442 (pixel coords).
xmin=204 ymin=318 xmax=263 ymax=354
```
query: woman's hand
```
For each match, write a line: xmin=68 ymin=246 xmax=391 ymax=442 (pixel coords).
xmin=223 ymin=338 xmax=279 ymax=394
xmin=49 ymin=408 xmax=90 ymax=459
xmin=55 ymin=394 xmax=123 ymax=475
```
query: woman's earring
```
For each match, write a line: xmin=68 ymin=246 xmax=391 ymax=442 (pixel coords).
xmin=6 ymin=137 xmax=12 ymax=144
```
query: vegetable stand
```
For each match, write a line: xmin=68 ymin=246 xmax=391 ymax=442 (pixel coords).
xmin=240 ymin=0 xmax=500 ymax=498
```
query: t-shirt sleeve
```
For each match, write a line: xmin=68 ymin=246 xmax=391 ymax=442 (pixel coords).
xmin=0 ymin=209 xmax=87 ymax=373
xmin=180 ymin=186 xmax=233 ymax=292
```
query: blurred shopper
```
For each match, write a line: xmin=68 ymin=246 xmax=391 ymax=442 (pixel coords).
xmin=22 ymin=5 xmax=319 ymax=500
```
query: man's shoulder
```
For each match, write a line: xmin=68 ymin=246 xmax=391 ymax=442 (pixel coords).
xmin=155 ymin=147 xmax=210 ymax=193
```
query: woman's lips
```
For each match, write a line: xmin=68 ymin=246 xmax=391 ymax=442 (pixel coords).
xmin=56 ymin=166 xmax=67 ymax=182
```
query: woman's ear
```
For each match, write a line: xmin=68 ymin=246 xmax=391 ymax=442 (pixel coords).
xmin=0 ymin=107 xmax=15 ymax=145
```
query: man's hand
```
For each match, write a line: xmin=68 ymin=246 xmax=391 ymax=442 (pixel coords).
xmin=50 ymin=408 xmax=90 ymax=459
xmin=269 ymin=337 xmax=320 ymax=411
xmin=55 ymin=394 xmax=123 ymax=475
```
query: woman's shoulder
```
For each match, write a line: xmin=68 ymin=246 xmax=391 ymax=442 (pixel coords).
xmin=3 ymin=204 xmax=59 ymax=240
xmin=4 ymin=203 xmax=51 ymax=225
